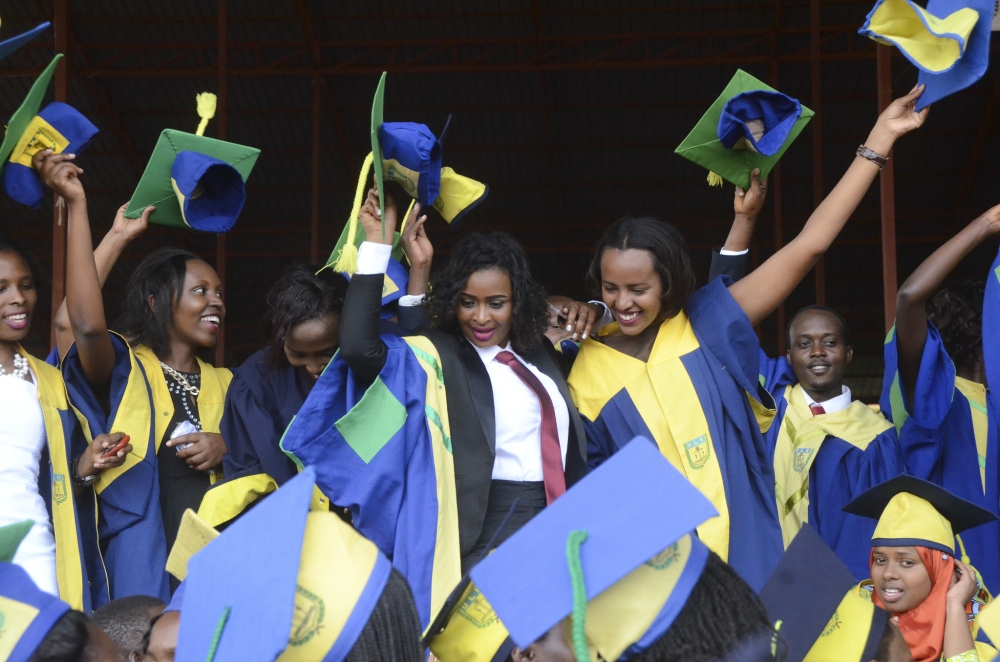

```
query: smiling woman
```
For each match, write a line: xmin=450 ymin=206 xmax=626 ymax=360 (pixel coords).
xmin=33 ymin=149 xmax=233 ymax=603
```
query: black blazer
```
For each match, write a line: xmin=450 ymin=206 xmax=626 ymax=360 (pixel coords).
xmin=340 ymin=274 xmax=588 ymax=557
xmin=708 ymin=247 xmax=750 ymax=284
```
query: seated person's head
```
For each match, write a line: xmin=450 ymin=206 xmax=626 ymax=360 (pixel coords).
xmin=511 ymin=551 xmax=775 ymax=662
xmin=785 ymin=305 xmax=852 ymax=400
xmin=28 ymin=610 xmax=119 ymax=662
xmin=871 ymin=620 xmax=912 ymax=662
xmin=91 ymin=595 xmax=166 ymax=662
xmin=141 ymin=610 xmax=179 ymax=662
xmin=926 ymin=280 xmax=985 ymax=377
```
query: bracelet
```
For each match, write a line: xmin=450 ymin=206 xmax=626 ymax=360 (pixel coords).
xmin=856 ymin=144 xmax=889 ymax=169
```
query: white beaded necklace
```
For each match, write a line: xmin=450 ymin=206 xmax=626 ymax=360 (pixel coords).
xmin=0 ymin=350 xmax=30 ymax=380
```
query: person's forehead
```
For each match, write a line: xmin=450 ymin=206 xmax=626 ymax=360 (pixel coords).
xmin=790 ymin=309 xmax=843 ymax=338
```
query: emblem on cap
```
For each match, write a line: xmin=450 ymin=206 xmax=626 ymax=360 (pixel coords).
xmin=289 ymin=585 xmax=325 ymax=646
xmin=457 ymin=588 xmax=498 ymax=630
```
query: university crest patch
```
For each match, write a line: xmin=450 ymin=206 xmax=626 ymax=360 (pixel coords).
xmin=52 ymin=474 xmax=68 ymax=505
xmin=684 ymin=435 xmax=711 ymax=470
xmin=288 ymin=585 xmax=325 ymax=646
xmin=793 ymin=447 xmax=814 ymax=473
xmin=456 ymin=588 xmax=497 ymax=629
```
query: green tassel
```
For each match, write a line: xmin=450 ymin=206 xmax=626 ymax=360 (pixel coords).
xmin=707 ymin=171 xmax=724 ymax=187
xmin=566 ymin=530 xmax=589 ymax=662
xmin=205 ymin=606 xmax=231 ymax=662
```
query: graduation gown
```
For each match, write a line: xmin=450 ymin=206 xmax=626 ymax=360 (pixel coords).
xmin=880 ymin=320 xmax=1000 ymax=594
xmin=196 ymin=348 xmax=308 ymax=527
xmin=280 ymin=334 xmax=461 ymax=631
xmin=760 ymin=353 xmax=903 ymax=580
xmin=566 ymin=277 xmax=782 ymax=591
xmin=62 ymin=333 xmax=232 ymax=601
xmin=21 ymin=348 xmax=108 ymax=612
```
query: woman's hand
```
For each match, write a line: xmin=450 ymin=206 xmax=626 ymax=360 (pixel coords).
xmin=33 ymin=150 xmax=86 ymax=203
xmin=548 ymin=296 xmax=604 ymax=341
xmin=166 ymin=432 xmax=227 ymax=472
xmin=734 ymin=168 xmax=767 ymax=221
xmin=77 ymin=432 xmax=133 ymax=477
xmin=110 ymin=201 xmax=154 ymax=244
xmin=359 ymin=186 xmax=398 ymax=245
xmin=947 ymin=558 xmax=979 ymax=608
xmin=401 ymin=203 xmax=433 ymax=269
xmin=866 ymin=84 xmax=930 ymax=154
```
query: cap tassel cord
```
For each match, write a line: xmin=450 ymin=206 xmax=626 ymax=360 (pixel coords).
xmin=566 ymin=529 xmax=589 ymax=662
xmin=770 ymin=619 xmax=783 ymax=659
xmin=333 ymin=151 xmax=375 ymax=274
xmin=399 ymin=198 xmax=416 ymax=263
xmin=707 ymin=171 xmax=724 ymax=187
xmin=205 ymin=606 xmax=231 ymax=662
xmin=956 ymin=534 xmax=971 ymax=566
xmin=195 ymin=92 xmax=217 ymax=137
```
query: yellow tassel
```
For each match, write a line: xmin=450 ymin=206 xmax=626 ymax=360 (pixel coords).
xmin=956 ymin=533 xmax=971 ymax=565
xmin=707 ymin=171 xmax=724 ymax=187
xmin=332 ymin=152 xmax=375 ymax=275
xmin=398 ymin=198 xmax=416 ymax=241
xmin=195 ymin=92 xmax=217 ymax=136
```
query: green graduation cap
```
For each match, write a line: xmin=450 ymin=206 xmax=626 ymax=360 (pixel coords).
xmin=675 ymin=69 xmax=814 ymax=190
xmin=124 ymin=93 xmax=260 ymax=232
xmin=0 ymin=54 xmax=61 ymax=179
xmin=371 ymin=72 xmax=387 ymax=233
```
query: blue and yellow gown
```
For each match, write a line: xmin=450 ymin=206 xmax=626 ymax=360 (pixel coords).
xmin=22 ymin=348 xmax=108 ymax=612
xmin=62 ymin=333 xmax=231 ymax=601
xmin=879 ymin=252 xmax=1000 ymax=594
xmin=760 ymin=352 xmax=903 ymax=580
xmin=566 ymin=277 xmax=782 ymax=590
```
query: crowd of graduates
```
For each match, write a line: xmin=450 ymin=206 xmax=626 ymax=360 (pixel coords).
xmin=4 ymin=3 xmax=1000 ymax=661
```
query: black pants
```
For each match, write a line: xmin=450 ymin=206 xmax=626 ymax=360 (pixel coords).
xmin=462 ymin=480 xmax=546 ymax=573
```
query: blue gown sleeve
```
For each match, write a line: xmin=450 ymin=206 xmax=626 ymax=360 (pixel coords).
xmin=881 ymin=322 xmax=956 ymax=431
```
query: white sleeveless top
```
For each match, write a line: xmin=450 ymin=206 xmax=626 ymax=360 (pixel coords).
xmin=0 ymin=370 xmax=59 ymax=597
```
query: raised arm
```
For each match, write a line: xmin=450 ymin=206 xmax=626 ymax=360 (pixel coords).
xmin=338 ymin=187 xmax=398 ymax=383
xmin=894 ymin=207 xmax=1000 ymax=404
xmin=708 ymin=168 xmax=767 ymax=283
xmin=53 ymin=202 xmax=151 ymax=359
xmin=730 ymin=85 xmax=929 ymax=325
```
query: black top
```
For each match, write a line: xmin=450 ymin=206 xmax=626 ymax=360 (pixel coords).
xmin=339 ymin=273 xmax=588 ymax=559
xmin=158 ymin=369 xmax=211 ymax=560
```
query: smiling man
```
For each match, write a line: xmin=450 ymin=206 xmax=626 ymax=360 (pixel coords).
xmin=758 ymin=305 xmax=904 ymax=581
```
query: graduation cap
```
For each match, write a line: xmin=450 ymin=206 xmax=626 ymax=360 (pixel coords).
xmin=176 ymin=467 xmax=394 ymax=662
xmin=859 ymin=0 xmax=994 ymax=110
xmin=0 ymin=21 xmax=50 ymax=63
xmin=759 ymin=525 xmax=888 ymax=662
xmin=330 ymin=73 xmax=489 ymax=274
xmin=675 ymin=70 xmax=814 ymax=190
xmin=842 ymin=475 xmax=999 ymax=555
xmin=470 ymin=437 xmax=718 ymax=661
xmin=341 ymin=255 xmax=410 ymax=319
xmin=124 ymin=93 xmax=260 ymax=233
xmin=0 ymin=520 xmax=73 ymax=662
xmin=0 ymin=55 xmax=61 ymax=180
xmin=3 ymin=101 xmax=99 ymax=208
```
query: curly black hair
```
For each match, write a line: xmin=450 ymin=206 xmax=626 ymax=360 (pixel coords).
xmin=0 ymin=233 xmax=43 ymax=284
xmin=927 ymin=279 xmax=985 ymax=373
xmin=263 ymin=263 xmax=349 ymax=371
xmin=28 ymin=609 xmax=90 ymax=662
xmin=427 ymin=232 xmax=548 ymax=354
xmin=112 ymin=247 xmax=208 ymax=356
xmin=586 ymin=217 xmax=697 ymax=322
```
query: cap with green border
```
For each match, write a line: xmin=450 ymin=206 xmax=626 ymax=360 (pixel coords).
xmin=675 ymin=69 xmax=814 ymax=190
xmin=0 ymin=520 xmax=73 ymax=662
xmin=124 ymin=93 xmax=260 ymax=233
xmin=0 ymin=54 xmax=61 ymax=180
xmin=759 ymin=524 xmax=889 ymax=662
xmin=329 ymin=73 xmax=489 ymax=275
xmin=470 ymin=437 xmax=718 ymax=662
xmin=842 ymin=474 xmax=998 ymax=557
xmin=0 ymin=20 xmax=50 ymax=62
xmin=858 ymin=0 xmax=994 ymax=110
xmin=176 ymin=466 xmax=393 ymax=662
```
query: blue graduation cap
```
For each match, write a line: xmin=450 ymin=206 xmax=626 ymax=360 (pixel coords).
xmin=470 ymin=437 xmax=718 ymax=660
xmin=759 ymin=524 xmax=888 ymax=662
xmin=3 ymin=102 xmax=99 ymax=208
xmin=0 ymin=521 xmax=72 ymax=662
xmin=342 ymin=256 xmax=410 ymax=320
xmin=170 ymin=151 xmax=247 ymax=233
xmin=859 ymin=0 xmax=994 ymax=109
xmin=176 ymin=467 xmax=393 ymax=662
xmin=718 ymin=90 xmax=803 ymax=157
xmin=0 ymin=22 xmax=50 ymax=63
xmin=379 ymin=122 xmax=442 ymax=208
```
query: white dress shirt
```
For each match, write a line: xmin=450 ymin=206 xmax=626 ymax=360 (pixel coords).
xmin=802 ymin=385 xmax=852 ymax=414
xmin=0 ymin=370 xmax=59 ymax=597
xmin=356 ymin=241 xmax=571 ymax=481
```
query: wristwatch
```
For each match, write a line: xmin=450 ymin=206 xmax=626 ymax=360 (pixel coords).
xmin=71 ymin=455 xmax=98 ymax=488
xmin=856 ymin=144 xmax=889 ymax=169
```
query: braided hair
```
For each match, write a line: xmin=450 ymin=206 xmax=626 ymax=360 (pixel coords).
xmin=927 ymin=280 xmax=985 ymax=374
xmin=632 ymin=552 xmax=780 ymax=662
xmin=28 ymin=610 xmax=90 ymax=662
xmin=344 ymin=568 xmax=423 ymax=662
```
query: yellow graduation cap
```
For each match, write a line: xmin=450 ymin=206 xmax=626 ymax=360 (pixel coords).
xmin=843 ymin=475 xmax=999 ymax=555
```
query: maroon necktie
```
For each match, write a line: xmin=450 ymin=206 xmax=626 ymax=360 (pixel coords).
xmin=809 ymin=404 xmax=826 ymax=416
xmin=495 ymin=350 xmax=566 ymax=504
